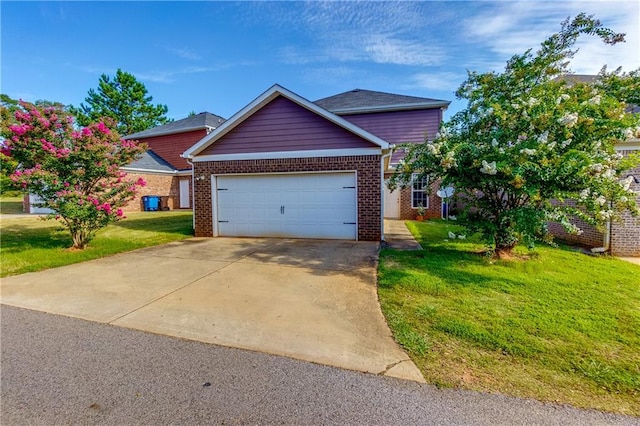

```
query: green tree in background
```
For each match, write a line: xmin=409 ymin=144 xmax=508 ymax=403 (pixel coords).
xmin=71 ymin=69 xmax=170 ymax=136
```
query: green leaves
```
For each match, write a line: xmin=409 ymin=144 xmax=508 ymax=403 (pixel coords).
xmin=4 ymin=101 xmax=147 ymax=248
xmin=393 ymin=14 xmax=640 ymax=256
xmin=71 ymin=69 xmax=170 ymax=136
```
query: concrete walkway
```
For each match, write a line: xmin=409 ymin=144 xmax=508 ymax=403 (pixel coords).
xmin=0 ymin=238 xmax=423 ymax=383
xmin=618 ymin=257 xmax=640 ymax=266
xmin=384 ymin=219 xmax=423 ymax=250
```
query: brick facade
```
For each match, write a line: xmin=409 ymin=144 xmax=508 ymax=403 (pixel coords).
xmin=124 ymin=173 xmax=190 ymax=211
xmin=610 ymin=154 xmax=640 ymax=256
xmin=384 ymin=173 xmax=445 ymax=220
xmin=193 ymin=155 xmax=381 ymax=241
xmin=548 ymin=148 xmax=640 ymax=256
xmin=547 ymin=218 xmax=604 ymax=248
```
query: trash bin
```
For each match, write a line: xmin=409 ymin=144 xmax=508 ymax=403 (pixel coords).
xmin=142 ymin=195 xmax=161 ymax=211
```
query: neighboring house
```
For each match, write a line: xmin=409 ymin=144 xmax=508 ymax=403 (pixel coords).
xmin=547 ymin=74 xmax=640 ymax=256
xmin=23 ymin=112 xmax=226 ymax=213
xmin=182 ymin=84 xmax=449 ymax=242
xmin=548 ymin=137 xmax=640 ymax=256
xmin=315 ymin=89 xmax=450 ymax=220
xmin=121 ymin=112 xmax=225 ymax=211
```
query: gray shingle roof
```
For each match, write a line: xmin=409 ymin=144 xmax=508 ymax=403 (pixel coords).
xmin=314 ymin=89 xmax=450 ymax=114
xmin=125 ymin=112 xmax=226 ymax=139
xmin=123 ymin=149 xmax=177 ymax=172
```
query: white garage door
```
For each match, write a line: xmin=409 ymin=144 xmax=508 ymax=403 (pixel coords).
xmin=215 ymin=172 xmax=357 ymax=240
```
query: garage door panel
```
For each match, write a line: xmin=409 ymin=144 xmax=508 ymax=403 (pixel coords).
xmin=216 ymin=173 xmax=357 ymax=240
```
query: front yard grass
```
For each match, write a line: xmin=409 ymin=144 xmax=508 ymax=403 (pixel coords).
xmin=1 ymin=211 xmax=193 ymax=277
xmin=0 ymin=195 xmax=25 ymax=215
xmin=378 ymin=220 xmax=640 ymax=416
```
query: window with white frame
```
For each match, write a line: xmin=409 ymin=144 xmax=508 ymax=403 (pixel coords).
xmin=411 ymin=174 xmax=429 ymax=209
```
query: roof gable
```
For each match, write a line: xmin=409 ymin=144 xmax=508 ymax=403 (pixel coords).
xmin=183 ymin=84 xmax=390 ymax=159
xmin=126 ymin=112 xmax=226 ymax=140
xmin=314 ymin=89 xmax=450 ymax=114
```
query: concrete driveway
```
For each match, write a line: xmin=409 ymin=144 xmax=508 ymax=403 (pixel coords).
xmin=0 ymin=238 xmax=423 ymax=382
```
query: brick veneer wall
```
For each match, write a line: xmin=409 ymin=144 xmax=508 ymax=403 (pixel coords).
xmin=397 ymin=187 xmax=442 ymax=220
xmin=384 ymin=173 xmax=444 ymax=220
xmin=611 ymin=152 xmax=640 ymax=256
xmin=547 ymin=217 xmax=604 ymax=248
xmin=193 ymin=155 xmax=381 ymax=241
xmin=547 ymin=149 xmax=639 ymax=255
xmin=124 ymin=173 xmax=183 ymax=211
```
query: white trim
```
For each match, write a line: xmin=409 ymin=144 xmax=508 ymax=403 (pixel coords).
xmin=183 ymin=84 xmax=390 ymax=159
xmin=330 ymin=101 xmax=450 ymax=115
xmin=191 ymin=148 xmax=382 ymax=162
xmin=212 ymin=169 xmax=357 ymax=178
xmin=211 ymin=175 xmax=218 ymax=237
xmin=120 ymin=167 xmax=178 ymax=175
xmin=411 ymin=173 xmax=430 ymax=209
xmin=616 ymin=139 xmax=640 ymax=151
xmin=125 ymin=124 xmax=220 ymax=140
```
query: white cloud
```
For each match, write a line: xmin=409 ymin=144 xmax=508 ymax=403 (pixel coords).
xmin=270 ymin=1 xmax=449 ymax=67
xmin=406 ymin=72 xmax=465 ymax=91
xmin=136 ymin=66 xmax=226 ymax=83
xmin=363 ymin=36 xmax=445 ymax=66
xmin=166 ymin=47 xmax=202 ymax=61
xmin=463 ymin=1 xmax=640 ymax=73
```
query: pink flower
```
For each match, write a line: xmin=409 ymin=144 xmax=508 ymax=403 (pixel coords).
xmin=81 ymin=127 xmax=93 ymax=136
xmin=64 ymin=182 xmax=70 ymax=187
xmin=136 ymin=177 xmax=146 ymax=187
xmin=96 ymin=122 xmax=111 ymax=134
xmin=102 ymin=203 xmax=112 ymax=214
xmin=116 ymin=208 xmax=124 ymax=217
xmin=8 ymin=124 xmax=27 ymax=136
xmin=78 ymin=199 xmax=84 ymax=205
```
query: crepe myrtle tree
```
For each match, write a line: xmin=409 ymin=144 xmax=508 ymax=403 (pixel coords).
xmin=391 ymin=14 xmax=640 ymax=257
xmin=2 ymin=101 xmax=147 ymax=249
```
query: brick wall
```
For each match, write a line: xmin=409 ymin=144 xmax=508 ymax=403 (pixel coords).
xmin=548 ymin=149 xmax=639 ymax=255
xmin=548 ymin=218 xmax=604 ymax=248
xmin=384 ymin=173 xmax=444 ymax=220
xmin=193 ymin=155 xmax=381 ymax=241
xmin=124 ymin=173 xmax=183 ymax=211
xmin=397 ymin=187 xmax=442 ymax=220
xmin=611 ymin=152 xmax=640 ymax=256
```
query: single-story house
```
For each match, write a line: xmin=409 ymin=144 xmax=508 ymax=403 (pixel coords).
xmin=182 ymin=84 xmax=450 ymax=241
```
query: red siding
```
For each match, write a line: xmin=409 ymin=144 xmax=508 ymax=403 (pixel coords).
xmin=342 ymin=109 xmax=442 ymax=164
xmin=135 ymin=129 xmax=207 ymax=170
xmin=200 ymin=96 xmax=377 ymax=156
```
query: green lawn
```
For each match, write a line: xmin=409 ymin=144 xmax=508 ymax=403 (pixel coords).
xmin=1 ymin=211 xmax=193 ymax=277
xmin=0 ymin=195 xmax=25 ymax=215
xmin=378 ymin=220 xmax=640 ymax=416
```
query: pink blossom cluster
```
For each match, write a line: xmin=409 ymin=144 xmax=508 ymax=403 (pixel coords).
xmin=40 ymin=139 xmax=72 ymax=158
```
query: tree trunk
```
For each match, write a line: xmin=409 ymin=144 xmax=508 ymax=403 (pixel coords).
xmin=493 ymin=225 xmax=518 ymax=258
xmin=71 ymin=229 xmax=88 ymax=249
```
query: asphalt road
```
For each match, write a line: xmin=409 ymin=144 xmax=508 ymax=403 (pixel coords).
xmin=1 ymin=305 xmax=636 ymax=425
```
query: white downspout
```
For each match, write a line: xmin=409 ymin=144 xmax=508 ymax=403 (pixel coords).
xmin=380 ymin=148 xmax=394 ymax=242
xmin=186 ymin=157 xmax=195 ymax=230
xmin=591 ymin=201 xmax=612 ymax=254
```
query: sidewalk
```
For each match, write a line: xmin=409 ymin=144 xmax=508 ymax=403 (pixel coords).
xmin=383 ymin=220 xmax=422 ymax=250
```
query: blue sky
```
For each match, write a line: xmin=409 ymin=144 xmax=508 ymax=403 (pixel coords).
xmin=2 ymin=1 xmax=639 ymax=123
